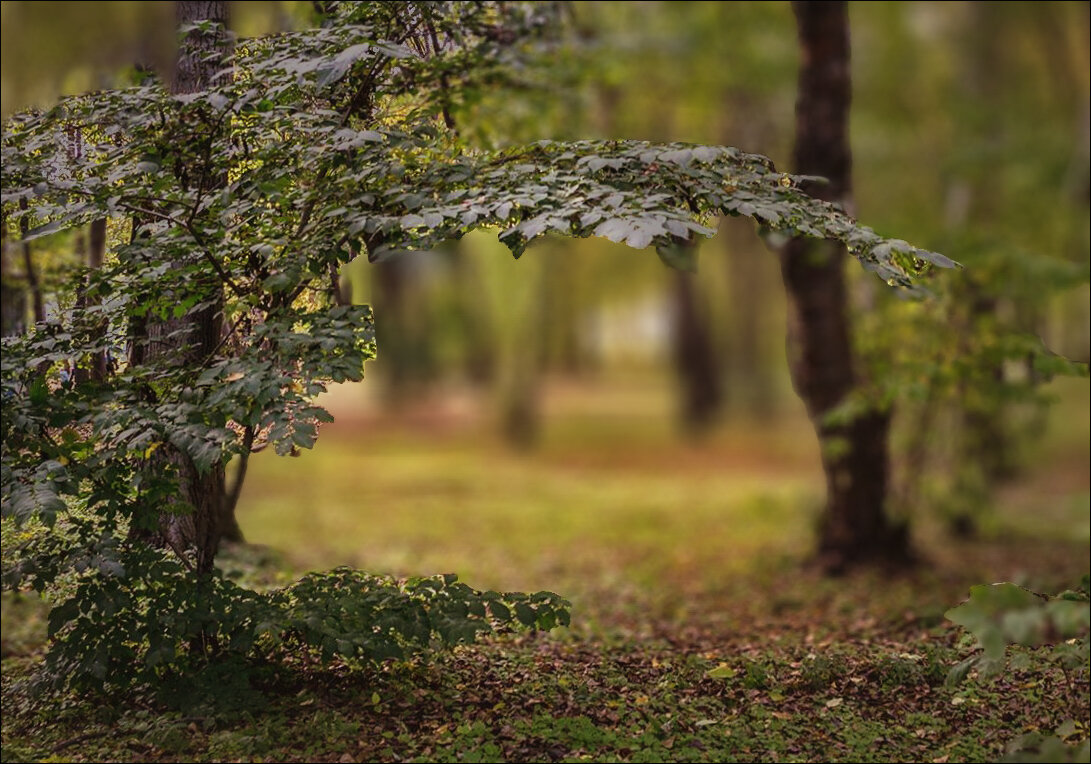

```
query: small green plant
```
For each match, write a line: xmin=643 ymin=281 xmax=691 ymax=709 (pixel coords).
xmin=874 ymin=653 xmax=924 ymax=689
xmin=946 ymin=578 xmax=1090 ymax=682
xmin=739 ymin=657 xmax=774 ymax=690
xmin=946 ymin=576 xmax=1090 ymax=761
xmin=799 ymin=651 xmax=847 ymax=691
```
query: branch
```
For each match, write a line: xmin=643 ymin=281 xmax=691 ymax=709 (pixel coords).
xmin=224 ymin=426 xmax=254 ymax=519
xmin=424 ymin=14 xmax=458 ymax=133
xmin=117 ymin=201 xmax=246 ymax=299
xmin=205 ymin=308 xmax=248 ymax=360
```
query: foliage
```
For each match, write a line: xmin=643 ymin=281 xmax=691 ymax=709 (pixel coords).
xmin=946 ymin=578 xmax=1090 ymax=682
xmin=946 ymin=577 xmax=1090 ymax=761
xmin=2 ymin=1 xmax=951 ymax=697
xmin=847 ymin=0 xmax=1090 ymax=533
xmin=14 ymin=539 xmax=567 ymax=706
xmin=280 ymin=568 xmax=569 ymax=663
xmin=854 ymin=238 xmax=1091 ymax=532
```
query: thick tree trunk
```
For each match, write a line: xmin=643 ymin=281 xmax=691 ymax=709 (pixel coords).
xmin=781 ymin=1 xmax=909 ymax=572
xmin=140 ymin=1 xmax=232 ymax=574
xmin=671 ymin=270 xmax=723 ymax=436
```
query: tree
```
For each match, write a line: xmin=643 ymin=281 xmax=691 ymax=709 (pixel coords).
xmin=1 ymin=1 xmax=952 ymax=693
xmin=128 ymin=0 xmax=235 ymax=574
xmin=778 ymin=1 xmax=908 ymax=572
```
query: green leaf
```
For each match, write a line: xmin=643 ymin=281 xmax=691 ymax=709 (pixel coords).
xmin=513 ymin=602 xmax=537 ymax=627
xmin=656 ymin=241 xmax=698 ymax=272
xmin=945 ymin=655 xmax=978 ymax=687
xmin=706 ymin=664 xmax=736 ymax=680
xmin=488 ymin=601 xmax=512 ymax=623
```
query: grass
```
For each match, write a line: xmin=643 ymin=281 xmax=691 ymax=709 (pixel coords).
xmin=1 ymin=374 xmax=1088 ymax=762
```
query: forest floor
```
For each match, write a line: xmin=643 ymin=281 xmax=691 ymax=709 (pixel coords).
xmin=2 ymin=376 xmax=1088 ymax=763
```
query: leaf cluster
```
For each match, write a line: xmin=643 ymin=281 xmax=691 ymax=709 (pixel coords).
xmin=21 ymin=543 xmax=569 ymax=702
xmin=946 ymin=577 xmax=1090 ymax=761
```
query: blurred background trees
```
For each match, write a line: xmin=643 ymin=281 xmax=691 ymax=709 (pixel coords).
xmin=2 ymin=0 xmax=1087 ymax=566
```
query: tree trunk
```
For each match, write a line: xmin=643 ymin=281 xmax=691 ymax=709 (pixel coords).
xmin=140 ymin=0 xmax=232 ymax=574
xmin=781 ymin=1 xmax=909 ymax=573
xmin=18 ymin=198 xmax=46 ymax=325
xmin=371 ymin=256 xmax=436 ymax=407
xmin=87 ymin=218 xmax=109 ymax=381
xmin=722 ymin=217 xmax=778 ymax=419
xmin=671 ymin=270 xmax=723 ymax=436
xmin=451 ymin=249 xmax=495 ymax=385
xmin=1 ymin=211 xmax=28 ymax=336
xmin=74 ymin=217 xmax=110 ymax=384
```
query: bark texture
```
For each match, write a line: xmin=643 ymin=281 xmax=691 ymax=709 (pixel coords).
xmin=781 ymin=1 xmax=909 ymax=572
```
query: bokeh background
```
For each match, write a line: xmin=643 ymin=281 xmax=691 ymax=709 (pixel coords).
xmin=2 ymin=1 xmax=1088 ymax=621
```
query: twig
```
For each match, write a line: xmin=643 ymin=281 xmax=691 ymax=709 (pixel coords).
xmin=53 ymin=730 xmax=112 ymax=752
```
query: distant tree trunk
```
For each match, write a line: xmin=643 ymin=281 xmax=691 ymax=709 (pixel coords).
xmin=956 ymin=2 xmax=1014 ymax=493
xmin=1 ymin=211 xmax=28 ymax=336
xmin=451 ymin=249 xmax=495 ymax=385
xmin=372 ymin=256 xmax=409 ymax=402
xmin=721 ymin=217 xmax=778 ymax=419
xmin=371 ymin=256 xmax=435 ymax=407
xmin=780 ymin=1 xmax=908 ymax=572
xmin=671 ymin=270 xmax=723 ymax=436
xmin=138 ymin=0 xmax=233 ymax=573
xmin=17 ymin=198 xmax=46 ymax=325
xmin=74 ymin=217 xmax=109 ymax=384
xmin=632 ymin=77 xmax=725 ymax=437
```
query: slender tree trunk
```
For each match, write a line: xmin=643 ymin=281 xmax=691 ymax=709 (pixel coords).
xmin=140 ymin=1 xmax=232 ymax=574
xmin=17 ymin=198 xmax=45 ymax=325
xmin=1 ymin=211 xmax=28 ymax=336
xmin=955 ymin=3 xmax=1014 ymax=496
xmin=452 ymin=250 xmax=495 ymax=385
xmin=780 ymin=1 xmax=909 ymax=573
xmin=87 ymin=219 xmax=108 ymax=381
